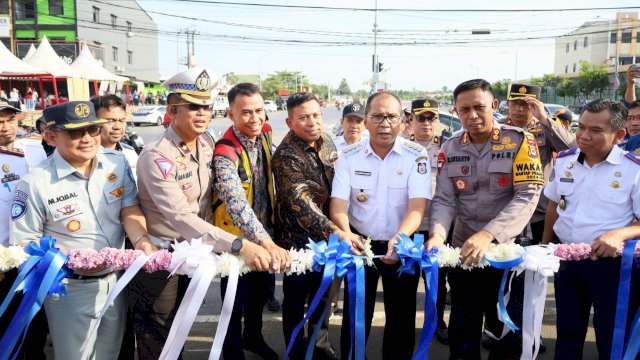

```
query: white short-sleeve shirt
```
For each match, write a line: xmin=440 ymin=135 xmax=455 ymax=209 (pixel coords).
xmin=544 ymin=146 xmax=640 ymax=244
xmin=332 ymin=137 xmax=432 ymax=240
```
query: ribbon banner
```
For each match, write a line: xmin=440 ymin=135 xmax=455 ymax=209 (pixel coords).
xmin=0 ymin=237 xmax=69 ymax=360
xmin=611 ymin=239 xmax=638 ymax=360
xmin=394 ymin=233 xmax=439 ymax=360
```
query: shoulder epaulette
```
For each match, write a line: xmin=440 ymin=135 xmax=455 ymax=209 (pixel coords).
xmin=401 ymin=139 xmax=424 ymax=154
xmin=557 ymin=148 xmax=577 ymax=158
xmin=624 ymin=152 xmax=640 ymax=165
xmin=342 ymin=142 xmax=362 ymax=156
xmin=501 ymin=124 xmax=525 ymax=133
xmin=0 ymin=146 xmax=25 ymax=157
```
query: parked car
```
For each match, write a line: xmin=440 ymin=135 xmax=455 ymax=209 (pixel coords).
xmin=131 ymin=106 xmax=167 ymax=126
xmin=438 ymin=111 xmax=462 ymax=142
xmin=212 ymin=98 xmax=229 ymax=118
xmin=545 ymin=104 xmax=579 ymax=122
xmin=264 ymin=100 xmax=278 ymax=112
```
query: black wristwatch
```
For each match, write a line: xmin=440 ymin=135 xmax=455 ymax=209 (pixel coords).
xmin=231 ymin=237 xmax=243 ymax=255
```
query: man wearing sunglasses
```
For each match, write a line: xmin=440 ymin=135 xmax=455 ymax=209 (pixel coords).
xmin=504 ymin=84 xmax=575 ymax=245
xmin=131 ymin=68 xmax=272 ymax=359
xmin=11 ymin=101 xmax=150 ymax=359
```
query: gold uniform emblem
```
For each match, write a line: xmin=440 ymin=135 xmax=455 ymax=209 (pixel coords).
xmin=423 ymin=100 xmax=431 ymax=107
xmin=559 ymin=198 xmax=566 ymax=210
xmin=2 ymin=164 xmax=9 ymax=173
xmin=518 ymin=86 xmax=527 ymax=94
xmin=74 ymin=103 xmax=91 ymax=118
xmin=195 ymin=71 xmax=211 ymax=92
xmin=356 ymin=191 xmax=368 ymax=202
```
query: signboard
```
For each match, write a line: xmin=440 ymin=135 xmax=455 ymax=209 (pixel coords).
xmin=0 ymin=15 xmax=9 ymax=37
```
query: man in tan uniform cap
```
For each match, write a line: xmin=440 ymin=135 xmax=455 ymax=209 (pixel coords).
xmin=129 ymin=67 xmax=272 ymax=359
xmin=427 ymin=79 xmax=544 ymax=359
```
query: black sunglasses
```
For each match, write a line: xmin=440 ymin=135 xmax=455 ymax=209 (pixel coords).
xmin=173 ymin=103 xmax=213 ymax=112
xmin=59 ymin=126 xmax=102 ymax=140
xmin=415 ymin=114 xmax=438 ymax=123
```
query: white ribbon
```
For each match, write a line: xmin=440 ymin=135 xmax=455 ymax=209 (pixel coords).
xmin=513 ymin=245 xmax=560 ymax=360
xmin=80 ymin=253 xmax=153 ymax=360
xmin=209 ymin=256 xmax=240 ymax=360
xmin=160 ymin=239 xmax=219 ymax=360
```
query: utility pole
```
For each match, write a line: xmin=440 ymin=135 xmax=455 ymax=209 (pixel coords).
xmin=179 ymin=28 xmax=198 ymax=69
xmin=371 ymin=0 xmax=379 ymax=93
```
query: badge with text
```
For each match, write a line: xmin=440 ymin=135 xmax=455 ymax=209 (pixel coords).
xmin=107 ymin=172 xmax=118 ymax=183
xmin=110 ymin=186 xmax=124 ymax=198
xmin=512 ymin=136 xmax=544 ymax=186
xmin=154 ymin=157 xmax=175 ymax=179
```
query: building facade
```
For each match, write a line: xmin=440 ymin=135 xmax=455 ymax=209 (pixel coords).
xmin=1 ymin=0 xmax=159 ymax=83
xmin=554 ymin=12 xmax=640 ymax=77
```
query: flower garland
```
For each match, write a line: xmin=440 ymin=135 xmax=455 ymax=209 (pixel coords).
xmin=2 ymin=241 xmax=639 ymax=275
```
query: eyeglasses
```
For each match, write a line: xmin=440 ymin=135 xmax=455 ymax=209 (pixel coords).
xmin=59 ymin=126 xmax=102 ymax=140
xmin=627 ymin=115 xmax=640 ymax=122
xmin=368 ymin=113 xmax=402 ymax=124
xmin=415 ymin=114 xmax=438 ymax=123
xmin=173 ymin=103 xmax=213 ymax=112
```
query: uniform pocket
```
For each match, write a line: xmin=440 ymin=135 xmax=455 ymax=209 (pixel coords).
xmin=488 ymin=161 xmax=513 ymax=193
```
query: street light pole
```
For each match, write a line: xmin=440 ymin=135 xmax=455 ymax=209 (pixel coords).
xmin=372 ymin=0 xmax=379 ymax=93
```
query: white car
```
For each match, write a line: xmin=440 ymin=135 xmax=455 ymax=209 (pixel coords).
xmin=131 ymin=106 xmax=167 ymax=126
xmin=264 ymin=100 xmax=277 ymax=112
xmin=545 ymin=104 xmax=579 ymax=122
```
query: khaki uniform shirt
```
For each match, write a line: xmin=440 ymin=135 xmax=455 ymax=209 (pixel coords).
xmin=10 ymin=149 xmax=138 ymax=253
xmin=429 ymin=125 xmax=543 ymax=248
xmin=505 ymin=117 xmax=575 ymax=222
xmin=136 ymin=126 xmax=235 ymax=253
xmin=410 ymin=135 xmax=441 ymax=231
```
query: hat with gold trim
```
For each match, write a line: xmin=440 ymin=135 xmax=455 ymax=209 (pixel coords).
xmin=44 ymin=101 xmax=108 ymax=130
xmin=411 ymin=98 xmax=439 ymax=116
xmin=161 ymin=67 xmax=218 ymax=105
xmin=0 ymin=97 xmax=21 ymax=113
xmin=507 ymin=83 xmax=541 ymax=100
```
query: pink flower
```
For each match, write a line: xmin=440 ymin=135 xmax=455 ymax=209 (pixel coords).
xmin=67 ymin=248 xmax=104 ymax=270
xmin=144 ymin=250 xmax=172 ymax=273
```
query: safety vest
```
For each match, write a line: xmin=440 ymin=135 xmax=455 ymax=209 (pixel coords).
xmin=212 ymin=124 xmax=275 ymax=236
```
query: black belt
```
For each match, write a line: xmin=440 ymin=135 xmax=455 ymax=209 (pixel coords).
xmin=69 ymin=271 xmax=114 ymax=280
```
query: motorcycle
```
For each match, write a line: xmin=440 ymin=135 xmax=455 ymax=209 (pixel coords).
xmin=123 ymin=122 xmax=144 ymax=154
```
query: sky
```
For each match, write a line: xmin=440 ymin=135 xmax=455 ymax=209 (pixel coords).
xmin=135 ymin=0 xmax=640 ymax=92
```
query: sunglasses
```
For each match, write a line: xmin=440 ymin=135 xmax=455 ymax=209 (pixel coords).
xmin=173 ymin=103 xmax=213 ymax=112
xmin=415 ymin=114 xmax=438 ymax=123
xmin=59 ymin=126 xmax=102 ymax=140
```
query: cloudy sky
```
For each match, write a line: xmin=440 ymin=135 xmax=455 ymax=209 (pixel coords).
xmin=136 ymin=0 xmax=639 ymax=92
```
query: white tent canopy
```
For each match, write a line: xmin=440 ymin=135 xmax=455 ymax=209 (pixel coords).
xmin=26 ymin=36 xmax=76 ymax=78
xmin=71 ymin=44 xmax=129 ymax=82
xmin=22 ymin=44 xmax=37 ymax=62
xmin=0 ymin=41 xmax=48 ymax=77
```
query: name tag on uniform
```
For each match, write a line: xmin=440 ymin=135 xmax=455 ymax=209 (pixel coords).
xmin=355 ymin=170 xmax=371 ymax=176
xmin=559 ymin=178 xmax=574 ymax=183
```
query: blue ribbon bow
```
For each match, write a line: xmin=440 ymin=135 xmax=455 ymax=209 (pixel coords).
xmin=611 ymin=239 xmax=638 ymax=360
xmin=0 ymin=237 xmax=69 ymax=360
xmin=286 ymin=235 xmax=356 ymax=360
xmin=394 ymin=233 xmax=439 ymax=360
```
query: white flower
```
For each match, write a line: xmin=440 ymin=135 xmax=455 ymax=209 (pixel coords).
xmin=484 ymin=243 xmax=524 ymax=263
xmin=0 ymin=246 xmax=29 ymax=272
xmin=217 ymin=253 xmax=250 ymax=277
xmin=362 ymin=238 xmax=374 ymax=267
xmin=437 ymin=245 xmax=461 ymax=268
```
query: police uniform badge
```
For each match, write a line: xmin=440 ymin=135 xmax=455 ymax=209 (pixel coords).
xmin=195 ymin=71 xmax=211 ymax=93
xmin=417 ymin=162 xmax=427 ymax=174
xmin=74 ymin=103 xmax=91 ymax=118
xmin=356 ymin=190 xmax=368 ymax=202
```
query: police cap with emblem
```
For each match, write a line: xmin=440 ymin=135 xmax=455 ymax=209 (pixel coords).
xmin=43 ymin=101 xmax=108 ymax=130
xmin=554 ymin=109 xmax=573 ymax=123
xmin=508 ymin=83 xmax=541 ymax=101
xmin=0 ymin=97 xmax=21 ymax=113
xmin=411 ymin=98 xmax=439 ymax=116
xmin=161 ymin=67 xmax=218 ymax=105
xmin=343 ymin=103 xmax=365 ymax=118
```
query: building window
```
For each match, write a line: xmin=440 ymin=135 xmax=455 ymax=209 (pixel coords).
xmin=111 ymin=14 xmax=117 ymax=29
xmin=584 ymin=36 xmax=588 ymax=47
xmin=574 ymin=40 xmax=577 ymax=50
xmin=0 ymin=0 xmax=9 ymax=13
xmin=126 ymin=21 xmax=132 ymax=32
xmin=565 ymin=65 xmax=568 ymax=74
xmin=14 ymin=0 xmax=35 ymax=20
xmin=572 ymin=63 xmax=576 ymax=72
xmin=637 ymin=33 xmax=640 ymax=43
xmin=127 ymin=51 xmax=133 ymax=65
xmin=565 ymin=43 xmax=569 ymax=53
xmin=112 ymin=47 xmax=118 ymax=62
xmin=622 ymin=32 xmax=632 ymax=43
xmin=48 ymin=0 xmax=63 ymax=15
xmin=93 ymin=7 xmax=100 ymax=23
xmin=611 ymin=32 xmax=617 ymax=43
xmin=620 ymin=56 xmax=634 ymax=65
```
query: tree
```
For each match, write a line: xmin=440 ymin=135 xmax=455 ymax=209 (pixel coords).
xmin=311 ymin=83 xmax=331 ymax=101
xmin=540 ymin=74 xmax=562 ymax=89
xmin=225 ymin=72 xmax=239 ymax=86
xmin=491 ymin=79 xmax=511 ymax=101
xmin=556 ymin=78 xmax=579 ymax=98
xmin=260 ymin=70 xmax=309 ymax=99
xmin=337 ymin=78 xmax=352 ymax=95
xmin=576 ymin=60 xmax=609 ymax=98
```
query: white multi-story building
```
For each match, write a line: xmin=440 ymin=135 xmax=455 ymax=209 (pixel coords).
xmin=554 ymin=12 xmax=639 ymax=77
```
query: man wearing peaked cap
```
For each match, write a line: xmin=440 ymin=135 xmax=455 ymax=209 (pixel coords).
xmin=334 ymin=102 xmax=367 ymax=153
xmin=131 ymin=68 xmax=275 ymax=359
xmin=409 ymin=98 xmax=450 ymax=345
xmin=0 ymin=97 xmax=48 ymax=360
xmin=505 ymin=83 xmax=575 ymax=245
xmin=10 ymin=101 xmax=150 ymax=359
